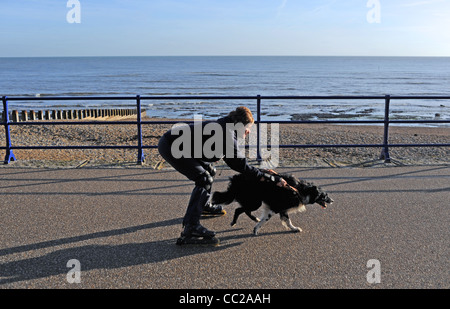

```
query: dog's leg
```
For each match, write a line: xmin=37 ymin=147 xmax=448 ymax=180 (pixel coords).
xmin=253 ymin=206 xmax=274 ymax=235
xmin=246 ymin=211 xmax=260 ymax=223
xmin=280 ymin=212 xmax=302 ymax=233
xmin=231 ymin=208 xmax=245 ymax=226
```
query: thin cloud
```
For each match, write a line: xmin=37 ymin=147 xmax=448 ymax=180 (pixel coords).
xmin=309 ymin=0 xmax=338 ymax=15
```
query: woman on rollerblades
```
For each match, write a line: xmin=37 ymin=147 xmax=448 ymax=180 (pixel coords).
xmin=158 ymin=106 xmax=285 ymax=245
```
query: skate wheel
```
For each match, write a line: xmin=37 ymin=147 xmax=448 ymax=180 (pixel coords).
xmin=201 ymin=210 xmax=227 ymax=218
xmin=175 ymin=236 xmax=220 ymax=247
xmin=176 ymin=237 xmax=186 ymax=246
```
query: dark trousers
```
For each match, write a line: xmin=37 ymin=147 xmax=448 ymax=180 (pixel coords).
xmin=158 ymin=135 xmax=211 ymax=226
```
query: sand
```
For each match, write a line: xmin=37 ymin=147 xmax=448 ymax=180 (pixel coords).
xmin=0 ymin=116 xmax=448 ymax=168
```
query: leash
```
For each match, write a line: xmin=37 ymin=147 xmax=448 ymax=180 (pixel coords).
xmin=262 ymin=169 xmax=301 ymax=197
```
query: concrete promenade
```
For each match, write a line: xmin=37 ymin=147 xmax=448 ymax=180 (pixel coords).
xmin=0 ymin=165 xmax=448 ymax=289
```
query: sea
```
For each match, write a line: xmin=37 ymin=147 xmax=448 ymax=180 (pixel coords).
xmin=1 ymin=56 xmax=449 ymax=126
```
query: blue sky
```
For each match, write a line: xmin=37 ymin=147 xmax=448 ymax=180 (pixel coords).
xmin=1 ymin=0 xmax=449 ymax=57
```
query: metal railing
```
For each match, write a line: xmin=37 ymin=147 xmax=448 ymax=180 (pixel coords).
xmin=2 ymin=95 xmax=450 ymax=165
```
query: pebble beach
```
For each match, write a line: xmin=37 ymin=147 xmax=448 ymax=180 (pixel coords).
xmin=1 ymin=116 xmax=449 ymax=168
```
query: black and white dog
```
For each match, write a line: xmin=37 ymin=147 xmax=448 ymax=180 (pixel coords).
xmin=212 ymin=171 xmax=333 ymax=235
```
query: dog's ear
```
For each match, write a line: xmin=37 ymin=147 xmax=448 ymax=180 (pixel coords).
xmin=303 ymin=185 xmax=320 ymax=201
xmin=311 ymin=186 xmax=320 ymax=196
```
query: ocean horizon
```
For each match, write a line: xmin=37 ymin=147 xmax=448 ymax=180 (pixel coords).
xmin=1 ymin=56 xmax=449 ymax=126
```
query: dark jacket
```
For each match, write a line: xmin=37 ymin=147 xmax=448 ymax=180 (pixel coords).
xmin=162 ymin=116 xmax=264 ymax=180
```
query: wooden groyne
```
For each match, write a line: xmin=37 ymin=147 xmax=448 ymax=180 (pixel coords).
xmin=2 ymin=108 xmax=146 ymax=122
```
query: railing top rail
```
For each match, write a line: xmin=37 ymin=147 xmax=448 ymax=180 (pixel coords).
xmin=3 ymin=96 xmax=137 ymax=101
xmin=3 ymin=95 xmax=450 ymax=102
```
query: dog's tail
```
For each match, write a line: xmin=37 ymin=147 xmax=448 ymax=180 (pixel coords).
xmin=212 ymin=188 xmax=236 ymax=205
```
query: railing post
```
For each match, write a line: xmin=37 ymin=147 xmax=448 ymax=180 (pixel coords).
xmin=380 ymin=95 xmax=391 ymax=163
xmin=2 ymin=96 xmax=17 ymax=164
xmin=256 ymin=95 xmax=262 ymax=163
xmin=136 ymin=95 xmax=145 ymax=165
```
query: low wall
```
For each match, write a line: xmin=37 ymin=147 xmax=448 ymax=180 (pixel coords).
xmin=2 ymin=108 xmax=146 ymax=122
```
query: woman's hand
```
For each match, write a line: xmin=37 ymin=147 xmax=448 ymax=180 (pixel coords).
xmin=276 ymin=178 xmax=287 ymax=187
xmin=260 ymin=174 xmax=287 ymax=187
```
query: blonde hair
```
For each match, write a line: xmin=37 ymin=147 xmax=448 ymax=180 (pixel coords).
xmin=227 ymin=106 xmax=254 ymax=125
